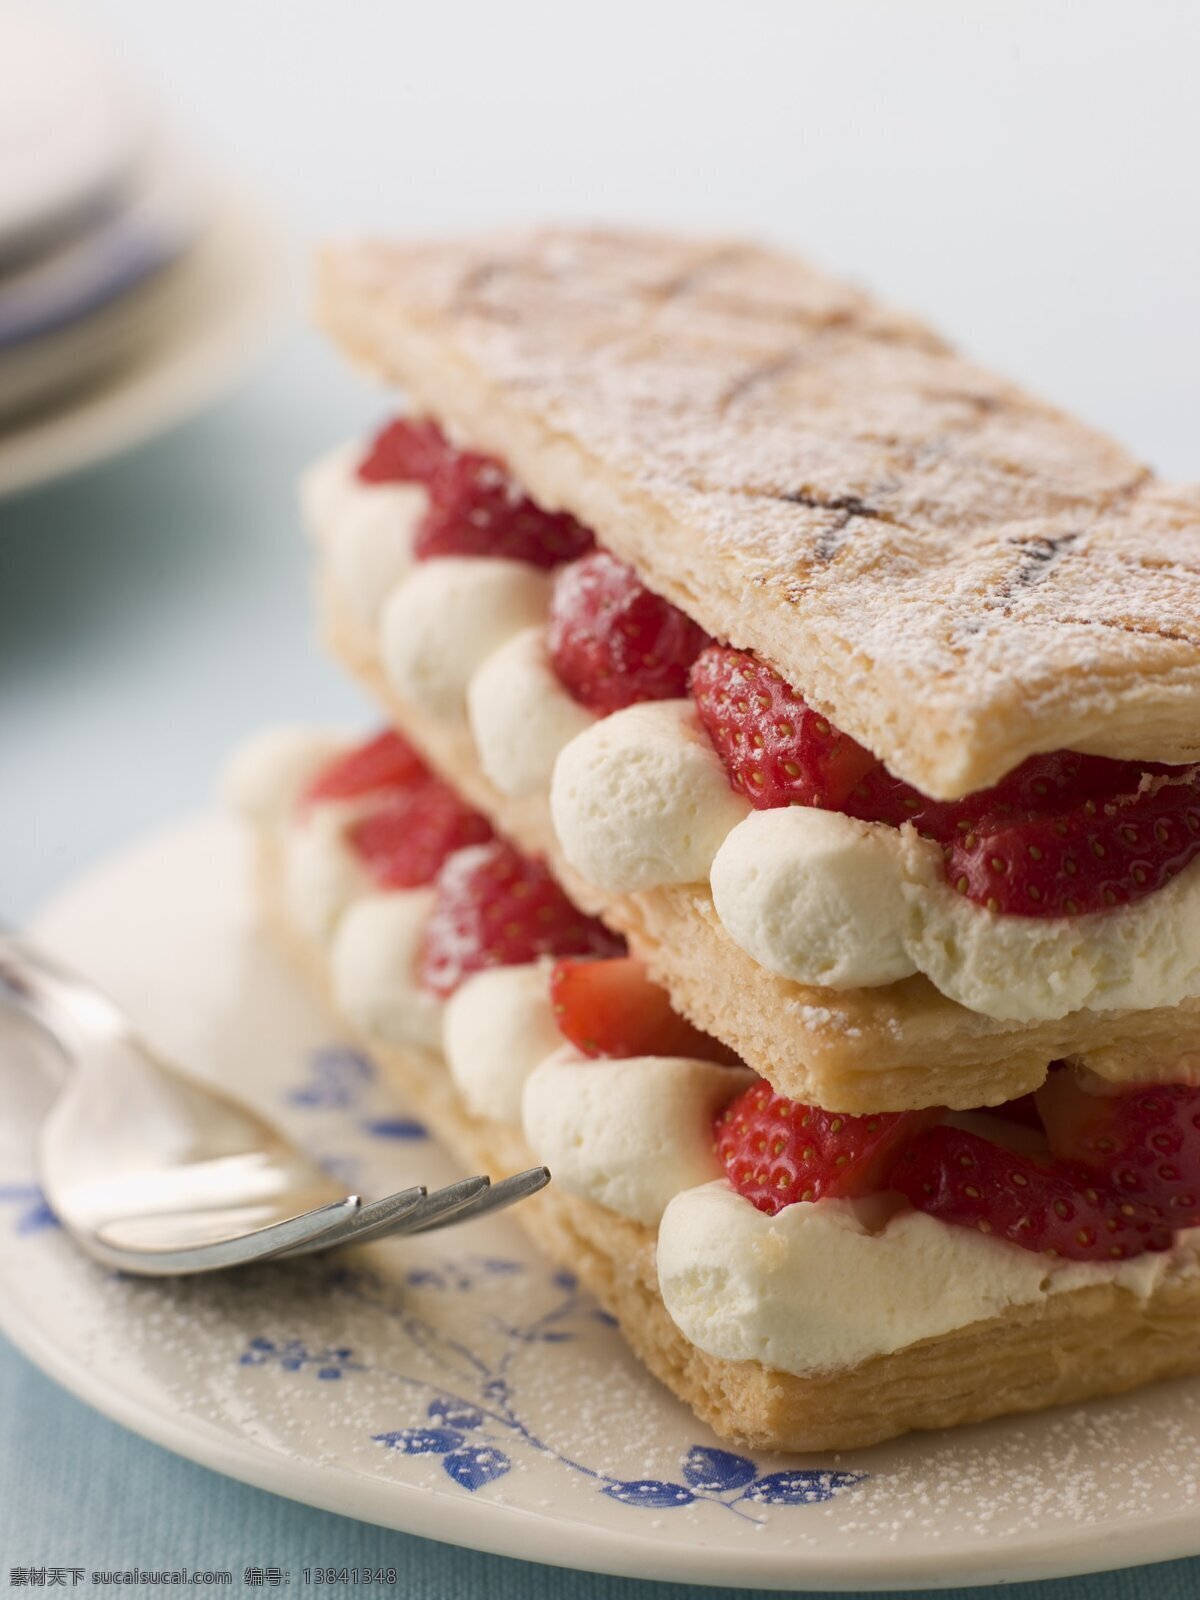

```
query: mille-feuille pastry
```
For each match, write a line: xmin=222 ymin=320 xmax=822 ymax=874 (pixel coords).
xmin=226 ymin=721 xmax=1200 ymax=1453
xmin=236 ymin=224 xmax=1200 ymax=1447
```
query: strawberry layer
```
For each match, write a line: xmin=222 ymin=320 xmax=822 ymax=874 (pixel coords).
xmin=716 ymin=1076 xmax=1200 ymax=1262
xmin=301 ymin=431 xmax=1200 ymax=1023
xmin=329 ymin=417 xmax=1200 ymax=921
xmin=233 ymin=717 xmax=1200 ymax=1249
xmin=233 ymin=724 xmax=1200 ymax=1259
xmin=225 ymin=724 xmax=1200 ymax=1378
xmin=690 ymin=644 xmax=1200 ymax=920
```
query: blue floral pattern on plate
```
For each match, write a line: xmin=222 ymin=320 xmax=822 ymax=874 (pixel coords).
xmin=0 ymin=1183 xmax=59 ymax=1235
xmin=288 ymin=1045 xmax=429 ymax=1144
xmin=236 ymin=1258 xmax=864 ymax=1521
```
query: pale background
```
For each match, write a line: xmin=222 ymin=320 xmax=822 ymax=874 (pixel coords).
xmin=2 ymin=3 xmax=1198 ymax=1595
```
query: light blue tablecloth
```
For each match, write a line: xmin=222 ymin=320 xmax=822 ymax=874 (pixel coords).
xmin=2 ymin=345 xmax=1196 ymax=1599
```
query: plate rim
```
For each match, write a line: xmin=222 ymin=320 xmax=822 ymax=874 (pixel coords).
xmin=0 ymin=190 xmax=285 ymax=504
xmin=2 ymin=813 xmax=1197 ymax=1592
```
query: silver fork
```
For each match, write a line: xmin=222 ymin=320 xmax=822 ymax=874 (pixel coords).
xmin=0 ymin=932 xmax=549 ymax=1275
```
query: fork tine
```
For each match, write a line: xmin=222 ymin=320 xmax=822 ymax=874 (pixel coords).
xmin=400 ymin=1173 xmax=491 ymax=1234
xmin=409 ymin=1165 xmax=551 ymax=1233
xmin=94 ymin=1195 xmax=363 ymax=1276
xmin=299 ymin=1175 xmax=491 ymax=1255
xmin=273 ymin=1185 xmax=427 ymax=1259
xmin=272 ymin=1166 xmax=552 ymax=1262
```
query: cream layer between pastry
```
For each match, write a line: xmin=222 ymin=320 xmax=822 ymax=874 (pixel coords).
xmin=302 ymin=446 xmax=1200 ymax=1028
xmin=223 ymin=725 xmax=1200 ymax=1386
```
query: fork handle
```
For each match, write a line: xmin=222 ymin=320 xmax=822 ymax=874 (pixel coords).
xmin=0 ymin=929 xmax=129 ymax=1056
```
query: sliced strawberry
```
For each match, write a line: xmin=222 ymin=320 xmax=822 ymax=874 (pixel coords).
xmin=548 ymin=552 xmax=711 ymax=713
xmin=418 ymin=839 xmax=625 ymax=997
xmin=946 ymin=768 xmax=1200 ymax=916
xmin=356 ymin=415 xmax=593 ymax=567
xmin=549 ymin=956 xmax=741 ymax=1064
xmin=977 ymin=751 xmax=1157 ymax=821
xmin=415 ymin=450 xmax=594 ymax=568
xmin=356 ymin=417 xmax=451 ymax=484
xmin=1037 ymin=1071 xmax=1200 ymax=1227
xmin=839 ymin=765 xmax=958 ymax=834
xmin=687 ymin=642 xmax=1199 ymax=917
xmin=891 ymin=1124 xmax=1172 ymax=1261
xmin=844 ymin=749 xmax=1145 ymax=839
xmin=689 ymin=645 xmax=878 ymax=809
xmin=347 ymin=776 xmax=493 ymax=889
xmin=714 ymin=1081 xmax=938 ymax=1215
xmin=304 ymin=729 xmax=428 ymax=804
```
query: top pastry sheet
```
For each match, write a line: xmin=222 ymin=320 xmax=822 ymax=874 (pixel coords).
xmin=317 ymin=226 xmax=1200 ymax=799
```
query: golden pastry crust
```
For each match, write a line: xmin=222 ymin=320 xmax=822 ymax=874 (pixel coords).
xmin=258 ymin=829 xmax=1200 ymax=1454
xmin=320 ymin=578 xmax=1200 ymax=1114
xmin=315 ymin=226 xmax=1200 ymax=801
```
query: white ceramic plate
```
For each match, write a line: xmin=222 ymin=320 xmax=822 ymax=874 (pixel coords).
xmin=3 ymin=816 xmax=1198 ymax=1591
xmin=0 ymin=190 xmax=284 ymax=501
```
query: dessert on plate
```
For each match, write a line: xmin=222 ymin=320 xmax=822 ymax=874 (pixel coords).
xmin=228 ymin=226 xmax=1200 ymax=1450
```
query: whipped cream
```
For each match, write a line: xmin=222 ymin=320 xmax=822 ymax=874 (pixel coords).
xmin=301 ymin=442 xmax=429 ymax=625
xmin=710 ymin=808 xmax=915 ymax=988
xmin=380 ymin=557 xmax=551 ymax=719
xmin=468 ymin=625 xmax=597 ymax=798
xmin=551 ymin=700 xmax=752 ymax=892
xmin=223 ymin=724 xmax=368 ymax=946
xmin=328 ymin=486 xmax=427 ymax=628
xmin=331 ymin=889 xmax=442 ymax=1052
xmin=522 ymin=1048 xmax=752 ymax=1225
xmin=220 ymin=725 xmax=348 ymax=823
xmin=299 ymin=440 xmax=360 ymax=534
xmin=443 ymin=962 xmax=564 ymax=1123
xmin=711 ymin=805 xmax=1200 ymax=1021
xmin=282 ymin=801 xmax=369 ymax=946
xmin=657 ymin=1181 xmax=1200 ymax=1377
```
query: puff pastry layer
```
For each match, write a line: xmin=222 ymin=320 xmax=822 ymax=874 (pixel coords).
xmin=316 ymin=226 xmax=1200 ymax=801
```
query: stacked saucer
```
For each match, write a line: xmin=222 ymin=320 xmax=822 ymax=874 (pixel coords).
xmin=0 ymin=14 xmax=280 ymax=499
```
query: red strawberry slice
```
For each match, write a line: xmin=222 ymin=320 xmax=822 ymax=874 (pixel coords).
xmin=304 ymin=729 xmax=428 ymax=803
xmin=946 ymin=768 xmax=1200 ymax=916
xmin=1037 ymin=1071 xmax=1200 ymax=1227
xmin=356 ymin=416 xmax=593 ymax=568
xmin=689 ymin=645 xmax=878 ymax=809
xmin=418 ymin=839 xmax=625 ymax=997
xmin=356 ymin=417 xmax=451 ymax=485
xmin=687 ymin=642 xmax=1199 ymax=917
xmin=844 ymin=750 xmax=1147 ymax=841
xmin=976 ymin=751 xmax=1158 ymax=822
xmin=714 ymin=1081 xmax=938 ymax=1215
xmin=347 ymin=776 xmax=493 ymax=890
xmin=549 ymin=956 xmax=741 ymax=1064
xmin=891 ymin=1124 xmax=1172 ymax=1261
xmin=548 ymin=552 xmax=712 ymax=714
xmin=415 ymin=450 xmax=595 ymax=569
